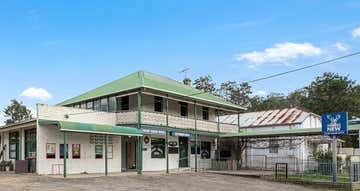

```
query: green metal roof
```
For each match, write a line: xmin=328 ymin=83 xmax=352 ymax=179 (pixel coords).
xmin=38 ymin=119 xmax=143 ymax=136
xmin=58 ymin=71 xmax=245 ymax=110
xmin=221 ymin=124 xmax=360 ymax=138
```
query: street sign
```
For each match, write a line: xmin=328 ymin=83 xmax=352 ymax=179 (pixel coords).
xmin=321 ymin=112 xmax=348 ymax=136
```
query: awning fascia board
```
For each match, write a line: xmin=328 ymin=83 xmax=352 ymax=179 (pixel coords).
xmin=38 ymin=119 xmax=143 ymax=137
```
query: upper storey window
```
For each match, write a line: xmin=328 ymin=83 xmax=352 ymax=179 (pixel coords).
xmin=108 ymin=96 xmax=117 ymax=112
xmin=100 ymin=98 xmax=108 ymax=112
xmin=179 ymin=102 xmax=188 ymax=117
xmin=202 ymin=107 xmax=209 ymax=120
xmin=154 ymin=96 xmax=163 ymax=112
xmin=117 ymin=96 xmax=129 ymax=112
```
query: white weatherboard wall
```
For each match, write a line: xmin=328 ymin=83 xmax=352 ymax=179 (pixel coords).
xmin=36 ymin=104 xmax=121 ymax=175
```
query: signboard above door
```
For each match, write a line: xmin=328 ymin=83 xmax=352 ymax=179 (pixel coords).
xmin=322 ymin=112 xmax=348 ymax=136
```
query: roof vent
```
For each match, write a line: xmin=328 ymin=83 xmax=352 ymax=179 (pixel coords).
xmin=183 ymin=78 xmax=192 ymax=86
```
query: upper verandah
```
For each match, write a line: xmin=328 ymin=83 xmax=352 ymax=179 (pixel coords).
xmin=58 ymin=71 xmax=246 ymax=112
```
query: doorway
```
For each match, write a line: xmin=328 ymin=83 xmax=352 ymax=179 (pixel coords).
xmin=121 ymin=136 xmax=137 ymax=171
xmin=25 ymin=129 xmax=36 ymax=173
xmin=179 ymin=137 xmax=189 ymax=168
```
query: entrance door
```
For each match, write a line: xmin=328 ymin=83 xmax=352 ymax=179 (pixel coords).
xmin=25 ymin=129 xmax=36 ymax=173
xmin=9 ymin=132 xmax=19 ymax=161
xmin=179 ymin=137 xmax=189 ymax=168
xmin=121 ymin=136 xmax=137 ymax=171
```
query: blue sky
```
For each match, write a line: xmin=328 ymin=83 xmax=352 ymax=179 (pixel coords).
xmin=1 ymin=0 xmax=360 ymax=125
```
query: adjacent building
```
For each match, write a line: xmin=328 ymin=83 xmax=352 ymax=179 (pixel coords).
xmin=220 ymin=108 xmax=330 ymax=171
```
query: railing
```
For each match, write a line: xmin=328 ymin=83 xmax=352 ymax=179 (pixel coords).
xmin=116 ymin=111 xmax=238 ymax=133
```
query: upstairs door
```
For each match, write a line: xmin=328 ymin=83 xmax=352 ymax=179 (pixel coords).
xmin=179 ymin=137 xmax=189 ymax=168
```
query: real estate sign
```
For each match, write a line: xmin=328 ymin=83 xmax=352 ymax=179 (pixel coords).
xmin=321 ymin=112 xmax=348 ymax=136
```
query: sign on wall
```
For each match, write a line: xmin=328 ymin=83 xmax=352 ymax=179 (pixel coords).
xmin=321 ymin=112 xmax=348 ymax=136
xmin=169 ymin=131 xmax=191 ymax=138
xmin=142 ymin=129 xmax=166 ymax=135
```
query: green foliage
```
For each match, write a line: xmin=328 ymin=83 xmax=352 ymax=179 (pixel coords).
xmin=314 ymin=151 xmax=333 ymax=161
xmin=193 ymin=75 xmax=217 ymax=95
xmin=3 ymin=99 xmax=32 ymax=125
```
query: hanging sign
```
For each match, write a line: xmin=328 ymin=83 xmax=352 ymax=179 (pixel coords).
xmin=169 ymin=131 xmax=192 ymax=138
xmin=321 ymin=112 xmax=348 ymax=136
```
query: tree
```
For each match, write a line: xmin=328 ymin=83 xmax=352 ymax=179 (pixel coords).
xmin=3 ymin=100 xmax=32 ymax=125
xmin=219 ymin=81 xmax=252 ymax=107
xmin=305 ymin=72 xmax=360 ymax=119
xmin=193 ymin=75 xmax=217 ymax=95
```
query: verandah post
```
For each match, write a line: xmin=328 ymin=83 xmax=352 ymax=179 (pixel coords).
xmin=105 ymin=134 xmax=108 ymax=176
xmin=63 ymin=131 xmax=67 ymax=178
xmin=194 ymin=101 xmax=198 ymax=172
xmin=166 ymin=95 xmax=169 ymax=174
xmin=137 ymin=91 xmax=143 ymax=175
xmin=217 ymin=110 xmax=221 ymax=161
xmin=237 ymin=111 xmax=240 ymax=133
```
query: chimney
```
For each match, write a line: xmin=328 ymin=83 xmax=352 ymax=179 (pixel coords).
xmin=183 ymin=78 xmax=192 ymax=86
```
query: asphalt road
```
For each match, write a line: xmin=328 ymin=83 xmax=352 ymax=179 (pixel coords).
xmin=0 ymin=172 xmax=320 ymax=191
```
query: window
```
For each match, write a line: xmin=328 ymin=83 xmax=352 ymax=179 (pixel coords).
xmin=72 ymin=144 xmax=81 ymax=159
xmin=100 ymin=98 xmax=108 ymax=112
xmin=269 ymin=140 xmax=279 ymax=154
xmin=59 ymin=144 xmax=69 ymax=159
xmin=95 ymin=145 xmax=103 ymax=159
xmin=117 ymin=96 xmax=129 ymax=111
xmin=151 ymin=138 xmax=165 ymax=158
xmin=94 ymin=99 xmax=101 ymax=111
xmin=179 ymin=102 xmax=188 ymax=117
xmin=191 ymin=141 xmax=211 ymax=159
xmin=46 ymin=143 xmax=56 ymax=159
xmin=202 ymin=107 xmax=209 ymax=120
xmin=108 ymin=145 xmax=113 ymax=159
xmin=9 ymin=132 xmax=19 ymax=160
xmin=154 ymin=96 xmax=163 ymax=112
xmin=108 ymin=96 xmax=117 ymax=112
xmin=80 ymin=103 xmax=86 ymax=109
xmin=86 ymin=101 xmax=93 ymax=110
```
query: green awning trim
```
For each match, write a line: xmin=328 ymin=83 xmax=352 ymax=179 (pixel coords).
xmin=221 ymin=124 xmax=360 ymax=138
xmin=58 ymin=71 xmax=245 ymax=110
xmin=141 ymin=124 xmax=223 ymax=137
xmin=38 ymin=119 xmax=142 ymax=136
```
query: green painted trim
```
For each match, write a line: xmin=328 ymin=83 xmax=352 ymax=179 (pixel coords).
xmin=105 ymin=135 xmax=108 ymax=176
xmin=141 ymin=124 xmax=223 ymax=137
xmin=63 ymin=131 xmax=67 ymax=178
xmin=194 ymin=102 xmax=198 ymax=172
xmin=38 ymin=119 xmax=142 ymax=136
xmin=137 ymin=91 xmax=142 ymax=175
xmin=221 ymin=124 xmax=360 ymax=138
xmin=166 ymin=95 xmax=169 ymax=174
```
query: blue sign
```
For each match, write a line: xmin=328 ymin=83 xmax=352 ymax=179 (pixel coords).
xmin=169 ymin=131 xmax=192 ymax=138
xmin=321 ymin=112 xmax=348 ymax=136
xmin=142 ymin=129 xmax=166 ymax=135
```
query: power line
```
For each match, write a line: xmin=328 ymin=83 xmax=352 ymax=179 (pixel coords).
xmin=245 ymin=51 xmax=360 ymax=84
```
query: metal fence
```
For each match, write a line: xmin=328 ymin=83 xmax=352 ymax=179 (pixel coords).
xmin=198 ymin=159 xmax=360 ymax=190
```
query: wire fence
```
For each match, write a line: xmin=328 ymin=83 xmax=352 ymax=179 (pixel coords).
xmin=198 ymin=158 xmax=360 ymax=191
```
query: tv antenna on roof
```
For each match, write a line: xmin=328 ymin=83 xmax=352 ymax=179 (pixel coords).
xmin=179 ymin=68 xmax=190 ymax=79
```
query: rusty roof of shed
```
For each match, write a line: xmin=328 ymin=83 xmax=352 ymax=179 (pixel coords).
xmin=220 ymin=107 xmax=317 ymax=128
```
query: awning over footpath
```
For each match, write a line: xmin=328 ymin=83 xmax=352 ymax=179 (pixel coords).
xmin=221 ymin=124 xmax=360 ymax=138
xmin=38 ymin=119 xmax=143 ymax=137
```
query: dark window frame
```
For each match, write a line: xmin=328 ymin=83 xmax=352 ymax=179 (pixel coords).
xmin=72 ymin=144 xmax=81 ymax=159
xmin=179 ymin=102 xmax=188 ymax=117
xmin=202 ymin=107 xmax=209 ymax=120
xmin=154 ymin=96 xmax=163 ymax=112
xmin=95 ymin=145 xmax=103 ymax=159
xmin=59 ymin=144 xmax=69 ymax=159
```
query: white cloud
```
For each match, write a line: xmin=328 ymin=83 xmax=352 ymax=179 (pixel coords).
xmin=332 ymin=42 xmax=348 ymax=52
xmin=352 ymin=27 xmax=360 ymax=38
xmin=20 ymin=87 xmax=52 ymax=100
xmin=234 ymin=42 xmax=323 ymax=68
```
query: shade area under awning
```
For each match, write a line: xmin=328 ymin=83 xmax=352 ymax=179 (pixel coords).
xmin=38 ymin=119 xmax=142 ymax=136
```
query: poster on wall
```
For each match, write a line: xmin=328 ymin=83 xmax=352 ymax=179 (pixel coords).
xmin=72 ymin=144 xmax=81 ymax=159
xmin=46 ymin=143 xmax=56 ymax=158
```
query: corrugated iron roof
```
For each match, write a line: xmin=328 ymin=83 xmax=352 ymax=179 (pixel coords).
xmin=220 ymin=107 xmax=314 ymax=128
